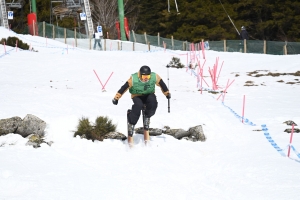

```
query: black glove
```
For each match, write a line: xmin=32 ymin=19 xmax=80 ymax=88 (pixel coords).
xmin=112 ymin=98 xmax=118 ymax=105
xmin=166 ymin=93 xmax=171 ymax=99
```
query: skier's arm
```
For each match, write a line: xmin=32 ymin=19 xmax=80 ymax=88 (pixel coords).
xmin=155 ymin=74 xmax=170 ymax=96
xmin=114 ymin=77 xmax=132 ymax=100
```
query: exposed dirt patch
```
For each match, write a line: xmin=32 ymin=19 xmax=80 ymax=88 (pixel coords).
xmin=286 ymin=81 xmax=300 ymax=84
xmin=283 ymin=120 xmax=298 ymax=133
xmin=244 ymin=80 xmax=258 ymax=86
xmin=247 ymin=70 xmax=300 ymax=77
xmin=245 ymin=71 xmax=300 ymax=86
xmin=284 ymin=128 xmax=300 ymax=133
xmin=208 ymin=90 xmax=219 ymax=94
xmin=283 ymin=121 xmax=297 ymax=126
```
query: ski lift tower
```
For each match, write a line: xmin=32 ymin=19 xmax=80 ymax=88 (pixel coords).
xmin=117 ymin=0 xmax=126 ymax=41
xmin=51 ymin=0 xmax=94 ymax=37
xmin=0 ymin=0 xmax=24 ymax=29
xmin=6 ymin=0 xmax=24 ymax=8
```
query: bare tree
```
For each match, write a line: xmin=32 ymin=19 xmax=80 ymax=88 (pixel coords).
xmin=90 ymin=0 xmax=139 ymax=39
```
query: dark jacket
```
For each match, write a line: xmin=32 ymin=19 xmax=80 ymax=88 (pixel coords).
xmin=240 ymin=30 xmax=249 ymax=40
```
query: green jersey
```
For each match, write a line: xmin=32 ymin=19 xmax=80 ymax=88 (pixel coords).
xmin=129 ymin=72 xmax=157 ymax=95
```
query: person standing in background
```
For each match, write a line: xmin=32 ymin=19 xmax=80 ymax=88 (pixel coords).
xmin=239 ymin=26 xmax=249 ymax=52
xmin=240 ymin=26 xmax=249 ymax=40
xmin=93 ymin=31 xmax=102 ymax=50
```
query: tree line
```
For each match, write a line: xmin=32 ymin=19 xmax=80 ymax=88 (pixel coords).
xmin=7 ymin=0 xmax=300 ymax=42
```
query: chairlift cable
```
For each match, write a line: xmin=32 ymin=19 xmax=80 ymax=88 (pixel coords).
xmin=168 ymin=0 xmax=180 ymax=14
xmin=174 ymin=0 xmax=179 ymax=13
xmin=218 ymin=0 xmax=240 ymax=35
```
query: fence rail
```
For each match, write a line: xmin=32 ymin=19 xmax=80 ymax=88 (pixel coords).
xmin=22 ymin=22 xmax=300 ymax=55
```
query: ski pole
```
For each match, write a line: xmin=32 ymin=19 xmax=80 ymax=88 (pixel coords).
xmin=167 ymin=64 xmax=170 ymax=113
xmin=168 ymin=98 xmax=170 ymax=113
xmin=167 ymin=64 xmax=170 ymax=89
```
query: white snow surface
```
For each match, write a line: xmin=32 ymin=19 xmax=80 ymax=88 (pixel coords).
xmin=0 ymin=27 xmax=300 ymax=200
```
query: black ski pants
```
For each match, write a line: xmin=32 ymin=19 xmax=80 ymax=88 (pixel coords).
xmin=128 ymin=93 xmax=158 ymax=125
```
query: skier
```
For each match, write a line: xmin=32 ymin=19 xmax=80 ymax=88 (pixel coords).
xmin=112 ymin=65 xmax=171 ymax=146
xmin=93 ymin=31 xmax=102 ymax=50
xmin=239 ymin=26 xmax=249 ymax=52
xmin=240 ymin=26 xmax=249 ymax=40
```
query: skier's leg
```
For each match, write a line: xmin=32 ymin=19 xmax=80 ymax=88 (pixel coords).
xmin=144 ymin=93 xmax=158 ymax=118
xmin=93 ymin=40 xmax=96 ymax=50
xmin=127 ymin=97 xmax=143 ymax=147
xmin=127 ymin=109 xmax=134 ymax=147
xmin=100 ymin=41 xmax=103 ymax=50
xmin=144 ymin=94 xmax=157 ymax=144
xmin=97 ymin=40 xmax=101 ymax=49
xmin=142 ymin=105 xmax=150 ymax=143
xmin=128 ymin=97 xmax=144 ymax=125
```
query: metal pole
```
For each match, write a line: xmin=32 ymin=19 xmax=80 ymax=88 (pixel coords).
xmin=50 ymin=1 xmax=52 ymax=24
xmin=167 ymin=64 xmax=170 ymax=113
xmin=117 ymin=0 xmax=126 ymax=41
xmin=31 ymin=0 xmax=37 ymax=15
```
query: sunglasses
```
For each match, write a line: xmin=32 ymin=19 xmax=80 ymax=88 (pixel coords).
xmin=141 ymin=75 xmax=151 ymax=79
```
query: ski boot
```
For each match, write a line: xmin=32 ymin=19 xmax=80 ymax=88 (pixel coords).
xmin=143 ymin=117 xmax=150 ymax=130
xmin=127 ymin=123 xmax=135 ymax=137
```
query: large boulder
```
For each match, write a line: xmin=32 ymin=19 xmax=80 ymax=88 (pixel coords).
xmin=0 ymin=116 xmax=22 ymax=136
xmin=188 ymin=125 xmax=206 ymax=142
xmin=15 ymin=114 xmax=46 ymax=137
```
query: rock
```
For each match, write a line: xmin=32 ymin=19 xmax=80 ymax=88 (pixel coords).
xmin=0 ymin=116 xmax=22 ymax=136
xmin=16 ymin=114 xmax=46 ymax=137
xmin=26 ymin=134 xmax=44 ymax=148
xmin=188 ymin=125 xmax=206 ymax=142
xmin=284 ymin=128 xmax=300 ymax=133
xmin=133 ymin=125 xmax=207 ymax=142
xmin=162 ymin=126 xmax=175 ymax=137
xmin=283 ymin=120 xmax=297 ymax=126
xmin=104 ymin=132 xmax=127 ymax=140
xmin=135 ymin=127 xmax=163 ymax=136
xmin=26 ymin=134 xmax=53 ymax=148
xmin=174 ymin=129 xmax=190 ymax=139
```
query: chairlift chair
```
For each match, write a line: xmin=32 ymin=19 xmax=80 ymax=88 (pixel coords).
xmin=167 ymin=0 xmax=180 ymax=14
